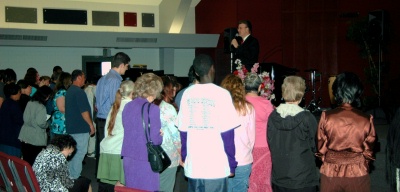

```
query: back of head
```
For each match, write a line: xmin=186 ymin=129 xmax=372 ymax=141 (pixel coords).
xmin=17 ymin=79 xmax=30 ymax=89
xmin=120 ymin=80 xmax=135 ymax=98
xmin=24 ymin=68 xmax=38 ymax=86
xmin=32 ymin=86 xmax=53 ymax=105
xmin=52 ymin=71 xmax=62 ymax=82
xmin=53 ymin=66 xmax=62 ymax=73
xmin=56 ymin=72 xmax=72 ymax=91
xmin=221 ymin=74 xmax=246 ymax=99
xmin=188 ymin=65 xmax=200 ymax=83
xmin=71 ymin=70 xmax=83 ymax=82
xmin=221 ymin=74 xmax=249 ymax=115
xmin=134 ymin=73 xmax=163 ymax=99
xmin=239 ymin=20 xmax=252 ymax=33
xmin=193 ymin=54 xmax=214 ymax=77
xmin=50 ymin=134 xmax=77 ymax=151
xmin=4 ymin=83 xmax=20 ymax=98
xmin=4 ymin=68 xmax=17 ymax=83
xmin=244 ymin=73 xmax=262 ymax=92
xmin=282 ymin=76 xmax=306 ymax=102
xmin=112 ymin=52 xmax=131 ymax=68
xmin=40 ymin=76 xmax=51 ymax=82
xmin=333 ymin=72 xmax=363 ymax=106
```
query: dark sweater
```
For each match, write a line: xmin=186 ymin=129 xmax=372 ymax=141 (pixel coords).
xmin=0 ymin=99 xmax=24 ymax=148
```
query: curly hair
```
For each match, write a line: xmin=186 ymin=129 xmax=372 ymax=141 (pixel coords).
xmin=107 ymin=80 xmax=135 ymax=136
xmin=134 ymin=73 xmax=163 ymax=99
xmin=221 ymin=74 xmax=252 ymax=116
xmin=50 ymin=134 xmax=77 ymax=151
xmin=244 ymin=73 xmax=262 ymax=93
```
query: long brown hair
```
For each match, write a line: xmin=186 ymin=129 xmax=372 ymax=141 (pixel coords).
xmin=107 ymin=80 xmax=134 ymax=136
xmin=153 ymin=75 xmax=178 ymax=111
xmin=221 ymin=74 xmax=252 ymax=116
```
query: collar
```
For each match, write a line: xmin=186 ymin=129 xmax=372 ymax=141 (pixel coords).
xmin=243 ymin=34 xmax=251 ymax=42
xmin=108 ymin=69 xmax=123 ymax=80
xmin=276 ymin=103 xmax=304 ymax=118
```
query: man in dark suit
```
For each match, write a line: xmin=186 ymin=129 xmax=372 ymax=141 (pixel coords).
xmin=231 ymin=20 xmax=260 ymax=71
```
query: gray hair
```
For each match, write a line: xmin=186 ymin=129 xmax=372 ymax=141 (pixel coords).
xmin=244 ymin=73 xmax=262 ymax=92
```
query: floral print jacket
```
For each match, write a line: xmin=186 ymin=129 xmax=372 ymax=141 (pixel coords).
xmin=33 ymin=145 xmax=74 ymax=191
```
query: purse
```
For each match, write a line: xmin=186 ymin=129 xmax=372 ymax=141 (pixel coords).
xmin=141 ymin=102 xmax=171 ymax=173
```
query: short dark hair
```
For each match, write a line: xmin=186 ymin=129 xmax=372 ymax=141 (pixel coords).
xmin=188 ymin=65 xmax=200 ymax=83
xmin=53 ymin=66 xmax=62 ymax=73
xmin=112 ymin=52 xmax=131 ymax=68
xmin=50 ymin=134 xmax=77 ymax=151
xmin=239 ymin=20 xmax=252 ymax=33
xmin=3 ymin=68 xmax=17 ymax=83
xmin=17 ymin=79 xmax=30 ymax=89
xmin=71 ymin=70 xmax=84 ymax=81
xmin=32 ymin=86 xmax=52 ymax=105
xmin=333 ymin=72 xmax=364 ymax=106
xmin=24 ymin=68 xmax=38 ymax=86
xmin=193 ymin=54 xmax=214 ymax=77
xmin=4 ymin=83 xmax=20 ymax=98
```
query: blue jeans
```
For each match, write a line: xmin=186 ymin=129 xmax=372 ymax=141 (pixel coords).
xmin=228 ymin=163 xmax=252 ymax=192
xmin=68 ymin=133 xmax=89 ymax=179
xmin=188 ymin=177 xmax=228 ymax=192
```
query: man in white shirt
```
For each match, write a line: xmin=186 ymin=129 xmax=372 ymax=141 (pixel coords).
xmin=176 ymin=54 xmax=239 ymax=192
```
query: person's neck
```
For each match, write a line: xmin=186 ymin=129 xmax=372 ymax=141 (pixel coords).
xmin=72 ymin=82 xmax=81 ymax=87
xmin=10 ymin=95 xmax=19 ymax=101
xmin=112 ymin=67 xmax=121 ymax=75
xmin=241 ymin=33 xmax=250 ymax=40
xmin=199 ymin=77 xmax=213 ymax=84
xmin=246 ymin=91 xmax=258 ymax=96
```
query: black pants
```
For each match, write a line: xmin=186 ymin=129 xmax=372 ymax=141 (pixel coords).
xmin=272 ymin=183 xmax=318 ymax=192
xmin=21 ymin=142 xmax=45 ymax=166
xmin=95 ymin=118 xmax=106 ymax=173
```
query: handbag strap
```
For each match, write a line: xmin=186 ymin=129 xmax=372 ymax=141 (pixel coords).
xmin=141 ymin=102 xmax=152 ymax=143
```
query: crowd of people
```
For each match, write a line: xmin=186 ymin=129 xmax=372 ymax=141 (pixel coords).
xmin=0 ymin=48 xmax=399 ymax=192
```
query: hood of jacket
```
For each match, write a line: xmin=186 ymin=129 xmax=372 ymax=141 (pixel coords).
xmin=269 ymin=103 xmax=307 ymax=131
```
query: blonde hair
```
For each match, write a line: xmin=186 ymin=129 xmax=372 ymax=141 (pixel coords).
xmin=107 ymin=80 xmax=135 ymax=136
xmin=134 ymin=73 xmax=163 ymax=99
xmin=282 ymin=76 xmax=306 ymax=102
xmin=221 ymin=74 xmax=253 ymax=116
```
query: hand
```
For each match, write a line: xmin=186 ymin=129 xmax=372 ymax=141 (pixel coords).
xmin=231 ymin=39 xmax=239 ymax=48
xmin=160 ymin=129 xmax=164 ymax=136
xmin=89 ymin=125 xmax=95 ymax=136
xmin=228 ymin=173 xmax=235 ymax=178
xmin=179 ymin=160 xmax=185 ymax=167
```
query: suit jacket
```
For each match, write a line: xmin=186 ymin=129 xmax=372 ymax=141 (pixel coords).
xmin=233 ymin=35 xmax=260 ymax=71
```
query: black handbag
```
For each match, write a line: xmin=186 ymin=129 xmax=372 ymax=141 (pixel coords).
xmin=141 ymin=102 xmax=171 ymax=173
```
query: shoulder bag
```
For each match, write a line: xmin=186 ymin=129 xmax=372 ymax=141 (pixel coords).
xmin=141 ymin=102 xmax=171 ymax=173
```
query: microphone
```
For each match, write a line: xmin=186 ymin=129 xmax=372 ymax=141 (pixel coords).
xmin=234 ymin=33 xmax=242 ymax=43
